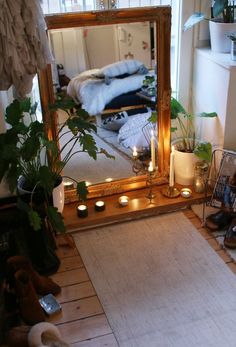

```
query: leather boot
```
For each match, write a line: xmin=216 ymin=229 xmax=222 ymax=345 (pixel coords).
xmin=7 ymin=256 xmax=61 ymax=296
xmin=14 ymin=270 xmax=45 ymax=325
xmin=6 ymin=325 xmax=30 ymax=347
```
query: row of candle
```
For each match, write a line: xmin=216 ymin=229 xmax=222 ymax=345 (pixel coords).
xmin=77 ymin=196 xmax=130 ymax=218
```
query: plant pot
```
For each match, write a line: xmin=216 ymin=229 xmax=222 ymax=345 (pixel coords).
xmin=209 ymin=20 xmax=236 ymax=53
xmin=17 ymin=176 xmax=61 ymax=275
xmin=52 ymin=178 xmax=65 ymax=213
xmin=173 ymin=149 xmax=199 ymax=186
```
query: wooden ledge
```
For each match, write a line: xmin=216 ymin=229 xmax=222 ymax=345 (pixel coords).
xmin=63 ymin=184 xmax=209 ymax=232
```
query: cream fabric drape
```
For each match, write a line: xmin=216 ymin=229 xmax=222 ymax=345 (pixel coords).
xmin=0 ymin=0 xmax=53 ymax=97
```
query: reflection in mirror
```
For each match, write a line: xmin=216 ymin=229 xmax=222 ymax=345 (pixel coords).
xmin=49 ymin=22 xmax=158 ymax=185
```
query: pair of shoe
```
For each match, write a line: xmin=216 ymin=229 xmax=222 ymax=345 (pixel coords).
xmin=7 ymin=256 xmax=61 ymax=325
xmin=224 ymin=218 xmax=236 ymax=249
xmin=205 ymin=210 xmax=233 ymax=231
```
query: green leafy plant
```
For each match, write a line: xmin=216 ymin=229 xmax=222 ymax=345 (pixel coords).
xmin=184 ymin=1 xmax=236 ymax=31
xmin=170 ymin=97 xmax=217 ymax=162
xmin=0 ymin=97 xmax=113 ymax=232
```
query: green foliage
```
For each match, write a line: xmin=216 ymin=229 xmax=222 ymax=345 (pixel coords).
xmin=171 ymin=97 xmax=217 ymax=162
xmin=184 ymin=0 xmax=236 ymax=31
xmin=0 ymin=96 xmax=112 ymax=233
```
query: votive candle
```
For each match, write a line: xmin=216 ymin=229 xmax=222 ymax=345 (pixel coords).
xmin=95 ymin=200 xmax=105 ymax=212
xmin=77 ymin=204 xmax=88 ymax=218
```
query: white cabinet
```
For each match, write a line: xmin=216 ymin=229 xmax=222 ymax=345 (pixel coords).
xmin=192 ymin=47 xmax=236 ymax=151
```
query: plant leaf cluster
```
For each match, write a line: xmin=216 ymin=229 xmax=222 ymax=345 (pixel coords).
xmin=0 ymin=97 xmax=113 ymax=232
xmin=170 ymin=97 xmax=217 ymax=162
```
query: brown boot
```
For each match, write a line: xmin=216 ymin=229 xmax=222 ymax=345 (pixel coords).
xmin=6 ymin=325 xmax=31 ymax=347
xmin=14 ymin=270 xmax=45 ymax=325
xmin=7 ymin=256 xmax=61 ymax=296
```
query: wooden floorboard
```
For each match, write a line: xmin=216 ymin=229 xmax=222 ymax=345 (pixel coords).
xmin=47 ymin=207 xmax=236 ymax=347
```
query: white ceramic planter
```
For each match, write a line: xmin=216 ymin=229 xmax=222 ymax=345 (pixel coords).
xmin=174 ymin=149 xmax=199 ymax=186
xmin=209 ymin=20 xmax=236 ymax=53
xmin=18 ymin=176 xmax=65 ymax=213
xmin=52 ymin=179 xmax=65 ymax=213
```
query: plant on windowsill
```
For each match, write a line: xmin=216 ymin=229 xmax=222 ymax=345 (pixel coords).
xmin=0 ymin=97 xmax=113 ymax=234
xmin=184 ymin=0 xmax=236 ymax=53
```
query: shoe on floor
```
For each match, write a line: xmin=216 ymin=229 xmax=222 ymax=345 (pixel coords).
xmin=7 ymin=256 xmax=61 ymax=296
xmin=14 ymin=270 xmax=45 ymax=325
xmin=6 ymin=325 xmax=31 ymax=347
xmin=224 ymin=219 xmax=236 ymax=249
xmin=205 ymin=210 xmax=233 ymax=231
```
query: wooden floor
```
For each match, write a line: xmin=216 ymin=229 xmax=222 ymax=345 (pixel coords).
xmin=48 ymin=207 xmax=236 ymax=346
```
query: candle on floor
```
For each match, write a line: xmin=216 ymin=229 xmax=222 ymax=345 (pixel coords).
xmin=180 ymin=188 xmax=192 ymax=198
xmin=118 ymin=196 xmax=129 ymax=207
xmin=95 ymin=200 xmax=105 ymax=212
xmin=77 ymin=204 xmax=88 ymax=218
xmin=150 ymin=130 xmax=156 ymax=168
xmin=169 ymin=145 xmax=175 ymax=187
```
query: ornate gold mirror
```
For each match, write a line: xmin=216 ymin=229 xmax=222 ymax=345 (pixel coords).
xmin=39 ymin=7 xmax=171 ymax=201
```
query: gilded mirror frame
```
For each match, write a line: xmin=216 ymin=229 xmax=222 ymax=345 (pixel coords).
xmin=38 ymin=6 xmax=171 ymax=202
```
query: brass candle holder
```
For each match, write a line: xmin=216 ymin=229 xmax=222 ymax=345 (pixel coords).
xmin=162 ymin=185 xmax=180 ymax=198
xmin=146 ymin=164 xmax=156 ymax=203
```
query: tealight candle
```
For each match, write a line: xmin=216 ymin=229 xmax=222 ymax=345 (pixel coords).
xmin=180 ymin=188 xmax=192 ymax=198
xmin=77 ymin=204 xmax=88 ymax=218
xmin=118 ymin=196 xmax=129 ymax=207
xmin=95 ymin=200 xmax=105 ymax=212
xmin=63 ymin=180 xmax=74 ymax=190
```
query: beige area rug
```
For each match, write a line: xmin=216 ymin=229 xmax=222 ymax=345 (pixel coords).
xmin=191 ymin=203 xmax=236 ymax=262
xmin=74 ymin=212 xmax=236 ymax=347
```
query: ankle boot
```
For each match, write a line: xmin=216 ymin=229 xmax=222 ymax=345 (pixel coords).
xmin=6 ymin=325 xmax=31 ymax=347
xmin=7 ymin=256 xmax=61 ymax=296
xmin=14 ymin=270 xmax=45 ymax=325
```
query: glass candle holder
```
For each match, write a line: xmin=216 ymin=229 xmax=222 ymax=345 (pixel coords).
xmin=180 ymin=188 xmax=192 ymax=198
xmin=95 ymin=200 xmax=105 ymax=212
xmin=118 ymin=196 xmax=129 ymax=206
xmin=193 ymin=161 xmax=208 ymax=193
xmin=77 ymin=205 xmax=88 ymax=218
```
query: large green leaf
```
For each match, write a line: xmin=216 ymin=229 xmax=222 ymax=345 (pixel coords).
xmin=6 ymin=163 xmax=20 ymax=192
xmin=5 ymin=99 xmax=23 ymax=125
xmin=67 ymin=117 xmax=96 ymax=135
xmin=38 ymin=166 xmax=55 ymax=193
xmin=28 ymin=210 xmax=42 ymax=231
xmin=21 ymin=136 xmax=40 ymax=162
xmin=193 ymin=142 xmax=212 ymax=163
xmin=213 ymin=0 xmax=226 ymax=18
xmin=76 ymin=181 xmax=88 ymax=201
xmin=30 ymin=121 xmax=44 ymax=137
xmin=199 ymin=112 xmax=217 ymax=118
xmin=19 ymin=98 xmax=31 ymax=113
xmin=47 ymin=206 xmax=65 ymax=233
xmin=171 ymin=97 xmax=187 ymax=119
xmin=80 ymin=134 xmax=98 ymax=159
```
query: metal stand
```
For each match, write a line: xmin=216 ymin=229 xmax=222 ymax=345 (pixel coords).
xmin=162 ymin=185 xmax=180 ymax=198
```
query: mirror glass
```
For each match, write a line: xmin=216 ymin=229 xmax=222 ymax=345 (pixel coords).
xmin=40 ymin=7 xmax=171 ymax=198
xmin=49 ymin=21 xmax=158 ymax=185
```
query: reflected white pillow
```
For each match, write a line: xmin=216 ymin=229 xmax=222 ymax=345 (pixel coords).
xmin=118 ymin=111 xmax=157 ymax=149
xmin=100 ymin=60 xmax=148 ymax=78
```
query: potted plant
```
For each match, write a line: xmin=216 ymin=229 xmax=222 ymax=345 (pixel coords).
xmin=170 ymin=97 xmax=217 ymax=185
xmin=184 ymin=0 xmax=236 ymax=53
xmin=0 ymin=97 xmax=112 ymax=273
